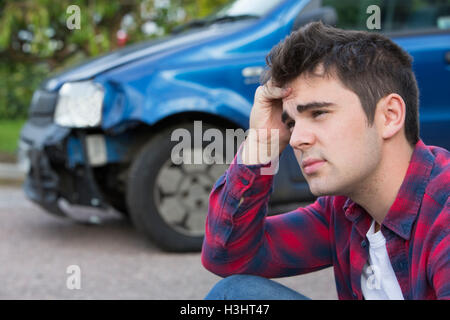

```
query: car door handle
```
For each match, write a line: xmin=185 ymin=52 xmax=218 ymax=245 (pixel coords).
xmin=445 ymin=51 xmax=450 ymax=64
xmin=242 ymin=66 xmax=264 ymax=78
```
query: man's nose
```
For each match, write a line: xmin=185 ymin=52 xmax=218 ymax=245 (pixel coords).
xmin=289 ymin=122 xmax=316 ymax=152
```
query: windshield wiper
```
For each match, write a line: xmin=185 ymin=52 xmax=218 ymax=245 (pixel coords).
xmin=209 ymin=14 xmax=259 ymax=24
xmin=171 ymin=14 xmax=259 ymax=34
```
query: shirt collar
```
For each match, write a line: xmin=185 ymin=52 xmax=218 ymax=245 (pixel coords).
xmin=343 ymin=139 xmax=434 ymax=240
xmin=382 ymin=139 xmax=434 ymax=240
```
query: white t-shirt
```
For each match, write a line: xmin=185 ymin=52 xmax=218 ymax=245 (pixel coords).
xmin=361 ymin=220 xmax=404 ymax=300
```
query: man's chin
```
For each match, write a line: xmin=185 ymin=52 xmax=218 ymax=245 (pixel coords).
xmin=307 ymin=181 xmax=338 ymax=197
xmin=309 ymin=184 xmax=348 ymax=197
xmin=310 ymin=189 xmax=330 ymax=197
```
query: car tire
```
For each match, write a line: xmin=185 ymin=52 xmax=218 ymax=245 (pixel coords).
xmin=126 ymin=122 xmax=231 ymax=252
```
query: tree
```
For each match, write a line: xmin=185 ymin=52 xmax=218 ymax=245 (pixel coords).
xmin=0 ymin=0 xmax=228 ymax=119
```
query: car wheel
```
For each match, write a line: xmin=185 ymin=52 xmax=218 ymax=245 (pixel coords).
xmin=126 ymin=122 xmax=231 ymax=252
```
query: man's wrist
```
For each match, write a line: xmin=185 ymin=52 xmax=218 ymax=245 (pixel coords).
xmin=229 ymin=142 xmax=277 ymax=200
xmin=241 ymin=136 xmax=284 ymax=166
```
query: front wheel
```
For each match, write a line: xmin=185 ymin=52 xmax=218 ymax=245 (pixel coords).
xmin=126 ymin=122 xmax=230 ymax=252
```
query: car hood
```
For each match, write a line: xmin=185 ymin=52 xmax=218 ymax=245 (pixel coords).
xmin=42 ymin=21 xmax=253 ymax=92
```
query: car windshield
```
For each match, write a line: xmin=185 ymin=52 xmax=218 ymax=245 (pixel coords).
xmin=212 ymin=0 xmax=284 ymax=18
xmin=171 ymin=0 xmax=284 ymax=34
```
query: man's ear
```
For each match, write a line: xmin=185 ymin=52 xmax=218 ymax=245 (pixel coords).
xmin=376 ymin=93 xmax=406 ymax=140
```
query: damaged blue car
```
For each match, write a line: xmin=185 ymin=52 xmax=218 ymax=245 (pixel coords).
xmin=18 ymin=0 xmax=450 ymax=251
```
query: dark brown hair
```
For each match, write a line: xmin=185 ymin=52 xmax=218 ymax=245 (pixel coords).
xmin=263 ymin=22 xmax=419 ymax=146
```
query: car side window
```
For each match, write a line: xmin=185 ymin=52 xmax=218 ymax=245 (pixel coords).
xmin=323 ymin=0 xmax=450 ymax=32
xmin=384 ymin=0 xmax=450 ymax=32
xmin=322 ymin=0 xmax=371 ymax=30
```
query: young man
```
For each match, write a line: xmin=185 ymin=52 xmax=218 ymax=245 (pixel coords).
xmin=201 ymin=22 xmax=449 ymax=300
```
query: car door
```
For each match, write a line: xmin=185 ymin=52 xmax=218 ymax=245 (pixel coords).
xmin=383 ymin=0 xmax=450 ymax=150
xmin=322 ymin=0 xmax=450 ymax=149
xmin=277 ymin=0 xmax=450 ymax=205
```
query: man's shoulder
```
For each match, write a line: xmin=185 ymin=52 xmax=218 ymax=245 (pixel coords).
xmin=425 ymin=144 xmax=449 ymax=207
xmin=420 ymin=146 xmax=449 ymax=257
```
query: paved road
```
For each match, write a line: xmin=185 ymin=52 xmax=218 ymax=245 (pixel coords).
xmin=0 ymin=185 xmax=337 ymax=300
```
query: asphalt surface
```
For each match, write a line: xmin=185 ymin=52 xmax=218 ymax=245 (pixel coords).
xmin=0 ymin=184 xmax=338 ymax=300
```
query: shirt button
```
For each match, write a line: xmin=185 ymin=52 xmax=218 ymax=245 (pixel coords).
xmin=361 ymin=240 xmax=367 ymax=248
xmin=397 ymin=261 xmax=407 ymax=270
xmin=352 ymin=292 xmax=358 ymax=299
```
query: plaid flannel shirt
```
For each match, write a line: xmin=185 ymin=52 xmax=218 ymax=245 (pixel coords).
xmin=201 ymin=139 xmax=450 ymax=299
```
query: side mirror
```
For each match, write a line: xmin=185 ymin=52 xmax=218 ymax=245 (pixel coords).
xmin=292 ymin=6 xmax=338 ymax=31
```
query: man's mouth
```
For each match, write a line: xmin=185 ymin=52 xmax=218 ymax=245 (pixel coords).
xmin=301 ymin=158 xmax=326 ymax=175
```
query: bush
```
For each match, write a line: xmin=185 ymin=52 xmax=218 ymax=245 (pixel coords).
xmin=0 ymin=62 xmax=50 ymax=119
xmin=0 ymin=0 xmax=228 ymax=120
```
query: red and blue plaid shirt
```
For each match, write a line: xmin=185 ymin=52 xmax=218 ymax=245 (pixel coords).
xmin=201 ymin=139 xmax=449 ymax=299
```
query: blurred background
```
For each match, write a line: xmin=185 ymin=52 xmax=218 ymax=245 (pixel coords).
xmin=0 ymin=0 xmax=228 ymax=162
xmin=0 ymin=0 xmax=341 ymax=299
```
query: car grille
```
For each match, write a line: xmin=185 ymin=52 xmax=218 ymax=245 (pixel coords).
xmin=28 ymin=90 xmax=58 ymax=126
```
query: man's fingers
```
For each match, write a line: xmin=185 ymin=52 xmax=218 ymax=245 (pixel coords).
xmin=262 ymin=81 xmax=291 ymax=100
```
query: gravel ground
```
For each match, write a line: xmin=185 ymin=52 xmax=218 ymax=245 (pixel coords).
xmin=0 ymin=185 xmax=337 ymax=300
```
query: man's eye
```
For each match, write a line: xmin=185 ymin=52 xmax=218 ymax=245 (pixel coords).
xmin=312 ymin=110 xmax=327 ymax=118
xmin=286 ymin=121 xmax=295 ymax=129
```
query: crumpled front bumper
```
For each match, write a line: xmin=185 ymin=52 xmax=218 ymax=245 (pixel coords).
xmin=19 ymin=122 xmax=71 ymax=216
xmin=19 ymin=120 xmax=114 ymax=219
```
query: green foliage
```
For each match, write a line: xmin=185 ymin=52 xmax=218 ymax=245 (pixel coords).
xmin=0 ymin=119 xmax=27 ymax=154
xmin=0 ymin=0 xmax=229 ymax=120
xmin=0 ymin=62 xmax=50 ymax=119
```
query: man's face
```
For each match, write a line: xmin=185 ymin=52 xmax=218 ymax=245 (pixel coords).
xmin=282 ymin=72 xmax=382 ymax=197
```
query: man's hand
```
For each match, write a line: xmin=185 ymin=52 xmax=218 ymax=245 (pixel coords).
xmin=242 ymin=80 xmax=292 ymax=165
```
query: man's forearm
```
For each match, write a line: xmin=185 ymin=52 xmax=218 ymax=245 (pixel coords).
xmin=201 ymin=142 xmax=275 ymax=277
xmin=201 ymin=141 xmax=333 ymax=278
